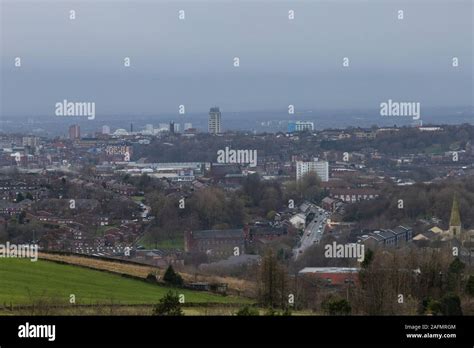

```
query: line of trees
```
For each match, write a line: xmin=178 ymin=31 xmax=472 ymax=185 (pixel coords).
xmin=351 ymin=247 xmax=471 ymax=315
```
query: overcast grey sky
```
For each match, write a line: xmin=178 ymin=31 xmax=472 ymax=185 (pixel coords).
xmin=1 ymin=0 xmax=472 ymax=117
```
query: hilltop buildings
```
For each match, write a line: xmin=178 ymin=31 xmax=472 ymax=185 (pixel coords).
xmin=288 ymin=121 xmax=314 ymax=133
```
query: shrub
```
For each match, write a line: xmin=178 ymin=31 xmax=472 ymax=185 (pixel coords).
xmin=152 ymin=291 xmax=184 ymax=316
xmin=322 ymin=297 xmax=351 ymax=315
xmin=236 ymin=306 xmax=259 ymax=316
xmin=440 ymin=293 xmax=462 ymax=316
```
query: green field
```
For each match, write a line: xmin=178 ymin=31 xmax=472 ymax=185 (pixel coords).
xmin=138 ymin=235 xmax=184 ymax=250
xmin=131 ymin=196 xmax=145 ymax=203
xmin=0 ymin=258 xmax=249 ymax=306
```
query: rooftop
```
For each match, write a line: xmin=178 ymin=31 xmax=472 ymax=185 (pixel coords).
xmin=299 ymin=267 xmax=360 ymax=274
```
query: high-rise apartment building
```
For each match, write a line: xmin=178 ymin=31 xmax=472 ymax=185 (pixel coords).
xmin=296 ymin=159 xmax=329 ymax=182
xmin=208 ymin=107 xmax=222 ymax=134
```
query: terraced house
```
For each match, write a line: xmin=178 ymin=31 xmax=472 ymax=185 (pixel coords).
xmin=358 ymin=226 xmax=413 ymax=249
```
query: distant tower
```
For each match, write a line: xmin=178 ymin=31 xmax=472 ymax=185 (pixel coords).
xmin=208 ymin=107 xmax=221 ymax=134
xmin=130 ymin=123 xmax=133 ymax=133
xmin=448 ymin=194 xmax=462 ymax=238
xmin=68 ymin=124 xmax=80 ymax=140
xmin=170 ymin=121 xmax=175 ymax=134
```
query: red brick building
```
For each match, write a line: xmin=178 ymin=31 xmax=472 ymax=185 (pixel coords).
xmin=298 ymin=267 xmax=360 ymax=286
xmin=184 ymin=228 xmax=248 ymax=261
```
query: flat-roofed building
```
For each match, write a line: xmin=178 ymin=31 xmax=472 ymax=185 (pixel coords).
xmin=296 ymin=159 xmax=329 ymax=182
xmin=298 ymin=267 xmax=360 ymax=286
xmin=358 ymin=225 xmax=413 ymax=248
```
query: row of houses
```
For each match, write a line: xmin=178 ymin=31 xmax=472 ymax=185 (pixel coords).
xmin=0 ymin=199 xmax=33 ymax=215
xmin=27 ymin=210 xmax=109 ymax=228
xmin=329 ymin=188 xmax=380 ymax=203
xmin=357 ymin=226 xmax=413 ymax=248
xmin=70 ymin=177 xmax=138 ymax=196
xmin=39 ymin=221 xmax=142 ymax=253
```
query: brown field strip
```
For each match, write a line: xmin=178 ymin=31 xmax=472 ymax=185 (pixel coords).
xmin=38 ymin=252 xmax=255 ymax=297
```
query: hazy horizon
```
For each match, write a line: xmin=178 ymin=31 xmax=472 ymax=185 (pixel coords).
xmin=1 ymin=0 xmax=473 ymax=118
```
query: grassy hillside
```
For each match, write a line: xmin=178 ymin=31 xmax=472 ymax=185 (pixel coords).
xmin=37 ymin=252 xmax=255 ymax=297
xmin=0 ymin=258 xmax=249 ymax=306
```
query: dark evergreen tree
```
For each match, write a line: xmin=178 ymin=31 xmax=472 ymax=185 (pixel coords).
xmin=163 ymin=265 xmax=184 ymax=287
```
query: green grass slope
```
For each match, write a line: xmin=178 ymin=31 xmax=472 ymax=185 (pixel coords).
xmin=0 ymin=258 xmax=249 ymax=306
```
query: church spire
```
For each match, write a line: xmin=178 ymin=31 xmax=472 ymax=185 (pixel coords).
xmin=449 ymin=194 xmax=461 ymax=237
